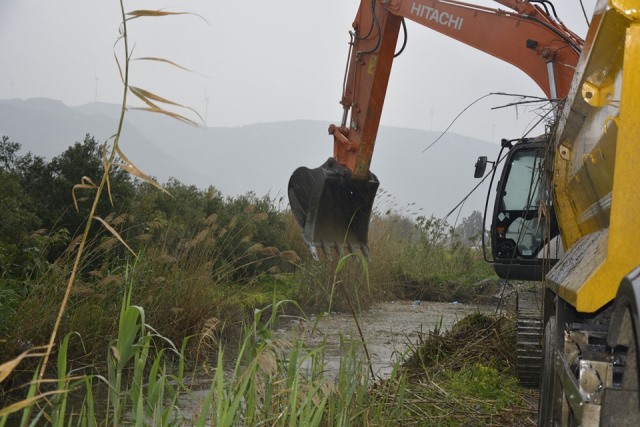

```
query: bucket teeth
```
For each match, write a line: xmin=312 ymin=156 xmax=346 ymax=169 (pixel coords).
xmin=361 ymin=245 xmax=371 ymax=260
xmin=309 ymin=245 xmax=320 ymax=261
xmin=288 ymin=157 xmax=379 ymax=261
xmin=312 ymin=241 xmax=371 ymax=261
xmin=321 ymin=241 xmax=332 ymax=261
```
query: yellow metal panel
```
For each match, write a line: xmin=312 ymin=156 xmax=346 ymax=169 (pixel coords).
xmin=611 ymin=0 xmax=640 ymax=20
xmin=573 ymin=22 xmax=640 ymax=312
xmin=553 ymin=144 xmax=583 ymax=249
xmin=549 ymin=4 xmax=640 ymax=312
xmin=550 ymin=4 xmax=625 ymax=251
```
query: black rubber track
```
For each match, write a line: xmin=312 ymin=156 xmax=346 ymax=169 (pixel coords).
xmin=516 ymin=290 xmax=544 ymax=388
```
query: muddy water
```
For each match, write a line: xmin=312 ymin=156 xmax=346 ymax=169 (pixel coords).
xmin=275 ymin=300 xmax=496 ymax=378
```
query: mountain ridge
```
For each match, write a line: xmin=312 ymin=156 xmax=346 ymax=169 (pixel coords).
xmin=0 ymin=98 xmax=499 ymax=219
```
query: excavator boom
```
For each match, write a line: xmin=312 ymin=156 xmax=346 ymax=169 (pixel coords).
xmin=288 ymin=0 xmax=583 ymax=258
xmin=288 ymin=1 xmax=401 ymax=258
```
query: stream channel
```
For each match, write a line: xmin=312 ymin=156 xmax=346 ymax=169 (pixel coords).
xmin=274 ymin=300 xmax=496 ymax=378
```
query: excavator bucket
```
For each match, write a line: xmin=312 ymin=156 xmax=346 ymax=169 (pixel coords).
xmin=288 ymin=158 xmax=379 ymax=260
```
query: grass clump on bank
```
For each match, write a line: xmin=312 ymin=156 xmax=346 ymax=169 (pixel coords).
xmin=392 ymin=313 xmax=537 ymax=426
xmin=404 ymin=313 xmax=515 ymax=372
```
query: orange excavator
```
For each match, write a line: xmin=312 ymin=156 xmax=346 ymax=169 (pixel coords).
xmin=288 ymin=0 xmax=582 ymax=259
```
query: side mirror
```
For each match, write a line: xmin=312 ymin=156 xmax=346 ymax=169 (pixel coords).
xmin=474 ymin=156 xmax=488 ymax=178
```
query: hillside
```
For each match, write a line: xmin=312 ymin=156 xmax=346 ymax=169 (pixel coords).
xmin=0 ymin=98 xmax=500 ymax=219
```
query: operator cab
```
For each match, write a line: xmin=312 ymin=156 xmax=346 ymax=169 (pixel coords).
xmin=476 ymin=137 xmax=561 ymax=281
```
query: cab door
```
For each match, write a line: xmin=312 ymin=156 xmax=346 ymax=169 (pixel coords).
xmin=491 ymin=140 xmax=560 ymax=280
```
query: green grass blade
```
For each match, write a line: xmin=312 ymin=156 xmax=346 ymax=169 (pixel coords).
xmin=84 ymin=376 xmax=96 ymax=427
xmin=195 ymin=351 xmax=222 ymax=427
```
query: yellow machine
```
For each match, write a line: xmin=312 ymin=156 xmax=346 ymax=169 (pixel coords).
xmin=534 ymin=1 xmax=640 ymax=425
xmin=481 ymin=2 xmax=640 ymax=420
xmin=289 ymin=1 xmax=640 ymax=424
xmin=472 ymin=4 xmax=640 ymax=423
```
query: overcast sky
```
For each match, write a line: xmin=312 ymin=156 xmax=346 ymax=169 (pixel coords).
xmin=1 ymin=0 xmax=596 ymax=143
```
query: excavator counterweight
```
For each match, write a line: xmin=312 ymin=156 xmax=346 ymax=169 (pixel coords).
xmin=288 ymin=158 xmax=378 ymax=259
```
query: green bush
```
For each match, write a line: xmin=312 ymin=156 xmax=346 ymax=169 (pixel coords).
xmin=445 ymin=363 xmax=520 ymax=413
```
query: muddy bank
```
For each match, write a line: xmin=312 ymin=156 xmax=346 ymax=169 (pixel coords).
xmin=276 ymin=300 xmax=497 ymax=377
xmin=397 ymin=278 xmax=509 ymax=305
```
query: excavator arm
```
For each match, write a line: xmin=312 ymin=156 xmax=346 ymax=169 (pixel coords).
xmin=289 ymin=0 xmax=583 ymax=258
xmin=396 ymin=0 xmax=582 ymax=98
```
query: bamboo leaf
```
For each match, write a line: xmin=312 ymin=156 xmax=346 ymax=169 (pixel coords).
xmin=81 ymin=176 xmax=97 ymax=187
xmin=126 ymin=10 xmax=190 ymax=18
xmin=129 ymin=86 xmax=185 ymax=109
xmin=128 ymin=86 xmax=204 ymax=124
xmin=113 ymin=51 xmax=125 ymax=84
xmin=0 ymin=354 xmax=25 ymax=383
xmin=111 ymin=159 xmax=169 ymax=194
xmin=0 ymin=349 xmax=46 ymax=383
xmin=112 ymin=146 xmax=172 ymax=196
xmin=131 ymin=57 xmax=195 ymax=73
xmin=125 ymin=9 xmax=209 ymax=25
xmin=72 ymin=177 xmax=98 ymax=211
xmin=131 ymin=106 xmax=200 ymax=127
xmin=128 ymin=86 xmax=161 ymax=111
xmin=101 ymin=146 xmax=114 ymax=206
xmin=0 ymin=391 xmax=66 ymax=417
xmin=93 ymin=216 xmax=137 ymax=258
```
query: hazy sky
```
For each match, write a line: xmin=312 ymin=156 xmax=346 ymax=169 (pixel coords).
xmin=1 ymin=0 xmax=596 ymax=143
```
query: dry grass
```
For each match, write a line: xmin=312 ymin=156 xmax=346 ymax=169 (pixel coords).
xmin=391 ymin=313 xmax=538 ymax=426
